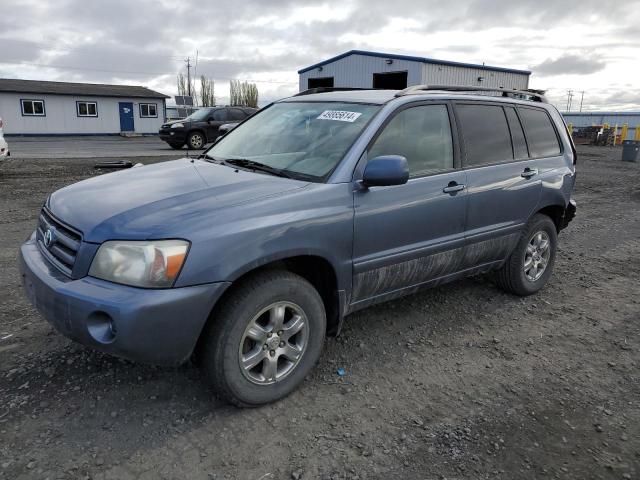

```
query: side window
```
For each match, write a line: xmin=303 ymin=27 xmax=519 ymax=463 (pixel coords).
xmin=368 ymin=104 xmax=454 ymax=177
xmin=77 ymin=101 xmax=98 ymax=117
xmin=457 ymin=104 xmax=513 ymax=167
xmin=228 ymin=108 xmax=245 ymax=121
xmin=504 ymin=107 xmax=528 ymax=159
xmin=517 ymin=108 xmax=561 ymax=158
xmin=139 ymin=103 xmax=157 ymax=118
xmin=21 ymin=99 xmax=45 ymax=116
xmin=212 ymin=109 xmax=227 ymax=121
xmin=457 ymin=104 xmax=513 ymax=166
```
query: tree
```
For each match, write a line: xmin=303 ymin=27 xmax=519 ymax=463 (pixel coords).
xmin=200 ymin=76 xmax=216 ymax=106
xmin=176 ymin=74 xmax=187 ymax=97
xmin=229 ymin=80 xmax=259 ymax=108
xmin=243 ymin=82 xmax=259 ymax=108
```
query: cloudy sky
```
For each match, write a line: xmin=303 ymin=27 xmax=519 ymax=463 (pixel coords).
xmin=1 ymin=0 xmax=639 ymax=111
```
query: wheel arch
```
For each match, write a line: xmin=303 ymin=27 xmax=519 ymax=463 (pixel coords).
xmin=534 ymin=203 xmax=566 ymax=232
xmin=202 ymin=253 xmax=346 ymax=340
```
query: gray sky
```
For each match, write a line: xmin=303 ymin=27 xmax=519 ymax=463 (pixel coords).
xmin=1 ymin=0 xmax=639 ymax=111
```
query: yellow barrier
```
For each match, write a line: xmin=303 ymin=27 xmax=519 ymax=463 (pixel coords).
xmin=567 ymin=123 xmax=573 ymax=136
xmin=635 ymin=125 xmax=640 ymax=141
xmin=621 ymin=123 xmax=629 ymax=142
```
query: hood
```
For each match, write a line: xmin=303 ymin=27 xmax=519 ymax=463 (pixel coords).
xmin=47 ymin=158 xmax=308 ymax=242
xmin=162 ymin=119 xmax=191 ymax=127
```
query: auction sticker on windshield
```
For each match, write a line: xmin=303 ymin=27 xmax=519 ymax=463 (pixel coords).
xmin=317 ymin=110 xmax=362 ymax=122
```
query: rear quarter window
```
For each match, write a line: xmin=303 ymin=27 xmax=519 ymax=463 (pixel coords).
xmin=504 ymin=107 xmax=529 ymax=159
xmin=517 ymin=107 xmax=561 ymax=158
xmin=456 ymin=104 xmax=513 ymax=167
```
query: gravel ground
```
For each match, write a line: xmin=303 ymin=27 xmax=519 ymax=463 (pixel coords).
xmin=0 ymin=146 xmax=638 ymax=480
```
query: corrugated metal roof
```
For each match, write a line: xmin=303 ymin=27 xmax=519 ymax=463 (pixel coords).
xmin=298 ymin=50 xmax=532 ymax=76
xmin=0 ymin=78 xmax=170 ymax=98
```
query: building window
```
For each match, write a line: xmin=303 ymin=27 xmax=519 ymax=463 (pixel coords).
xmin=139 ymin=103 xmax=157 ymax=118
xmin=77 ymin=101 xmax=98 ymax=117
xmin=21 ymin=99 xmax=45 ymax=116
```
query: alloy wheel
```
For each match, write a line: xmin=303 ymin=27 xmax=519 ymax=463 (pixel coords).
xmin=190 ymin=134 xmax=203 ymax=149
xmin=238 ymin=302 xmax=309 ymax=385
xmin=524 ymin=231 xmax=551 ymax=281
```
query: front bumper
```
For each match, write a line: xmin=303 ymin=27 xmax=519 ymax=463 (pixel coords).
xmin=159 ymin=129 xmax=187 ymax=144
xmin=19 ymin=235 xmax=229 ymax=365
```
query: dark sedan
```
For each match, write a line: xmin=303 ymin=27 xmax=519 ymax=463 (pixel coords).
xmin=159 ymin=106 xmax=257 ymax=149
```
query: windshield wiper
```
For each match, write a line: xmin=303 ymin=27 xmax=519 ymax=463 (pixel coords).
xmin=223 ymin=158 xmax=294 ymax=179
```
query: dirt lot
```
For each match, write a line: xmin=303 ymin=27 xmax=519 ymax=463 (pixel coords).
xmin=0 ymin=146 xmax=638 ymax=480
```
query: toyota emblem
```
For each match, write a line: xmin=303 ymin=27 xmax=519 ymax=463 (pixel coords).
xmin=43 ymin=228 xmax=53 ymax=248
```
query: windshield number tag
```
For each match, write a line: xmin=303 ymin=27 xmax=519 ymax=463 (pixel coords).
xmin=317 ymin=110 xmax=362 ymax=123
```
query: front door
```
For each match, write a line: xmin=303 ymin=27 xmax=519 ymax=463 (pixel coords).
xmin=352 ymin=103 xmax=467 ymax=305
xmin=118 ymin=102 xmax=134 ymax=132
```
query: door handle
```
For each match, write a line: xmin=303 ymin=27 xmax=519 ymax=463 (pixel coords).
xmin=521 ymin=168 xmax=538 ymax=178
xmin=443 ymin=182 xmax=465 ymax=194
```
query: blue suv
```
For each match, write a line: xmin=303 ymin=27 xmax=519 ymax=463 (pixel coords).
xmin=19 ymin=86 xmax=576 ymax=406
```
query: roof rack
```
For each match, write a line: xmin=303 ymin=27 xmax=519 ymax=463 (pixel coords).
xmin=395 ymin=85 xmax=548 ymax=103
xmin=294 ymin=87 xmax=370 ymax=96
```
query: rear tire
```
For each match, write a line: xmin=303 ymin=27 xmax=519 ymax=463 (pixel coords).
xmin=187 ymin=131 xmax=205 ymax=150
xmin=199 ymin=270 xmax=326 ymax=407
xmin=495 ymin=213 xmax=557 ymax=296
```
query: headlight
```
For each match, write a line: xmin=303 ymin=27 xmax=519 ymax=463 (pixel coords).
xmin=171 ymin=123 xmax=184 ymax=129
xmin=89 ymin=240 xmax=189 ymax=288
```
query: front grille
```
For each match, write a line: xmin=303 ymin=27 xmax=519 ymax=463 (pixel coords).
xmin=36 ymin=208 xmax=82 ymax=276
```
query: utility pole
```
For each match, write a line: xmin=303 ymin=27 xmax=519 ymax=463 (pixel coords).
xmin=185 ymin=57 xmax=192 ymax=97
xmin=566 ymin=90 xmax=574 ymax=112
xmin=579 ymin=91 xmax=585 ymax=112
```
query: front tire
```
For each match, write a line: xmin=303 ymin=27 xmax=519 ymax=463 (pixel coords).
xmin=187 ymin=131 xmax=205 ymax=149
xmin=199 ymin=270 xmax=326 ymax=407
xmin=495 ymin=213 xmax=557 ymax=296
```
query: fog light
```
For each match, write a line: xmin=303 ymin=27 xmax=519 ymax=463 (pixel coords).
xmin=87 ymin=311 xmax=116 ymax=344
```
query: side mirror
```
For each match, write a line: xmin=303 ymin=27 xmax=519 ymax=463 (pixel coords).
xmin=207 ymin=117 xmax=215 ymax=123
xmin=362 ymin=155 xmax=409 ymax=187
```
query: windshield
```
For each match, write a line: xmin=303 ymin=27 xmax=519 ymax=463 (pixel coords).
xmin=206 ymin=102 xmax=380 ymax=180
xmin=184 ymin=108 xmax=215 ymax=122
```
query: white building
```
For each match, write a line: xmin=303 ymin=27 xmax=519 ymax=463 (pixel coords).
xmin=0 ymin=79 xmax=169 ymax=135
xmin=298 ymin=50 xmax=531 ymax=92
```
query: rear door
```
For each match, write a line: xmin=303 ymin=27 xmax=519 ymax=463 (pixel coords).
xmin=207 ymin=108 xmax=230 ymax=140
xmin=352 ymin=103 xmax=468 ymax=305
xmin=227 ymin=108 xmax=246 ymax=123
xmin=454 ymin=102 xmax=542 ymax=266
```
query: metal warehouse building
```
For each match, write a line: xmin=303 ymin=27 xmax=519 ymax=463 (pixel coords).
xmin=563 ymin=111 xmax=640 ymax=140
xmin=0 ymin=79 xmax=169 ymax=136
xmin=298 ymin=50 xmax=531 ymax=92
